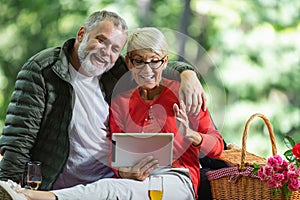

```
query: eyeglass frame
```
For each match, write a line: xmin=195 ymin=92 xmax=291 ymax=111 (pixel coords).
xmin=129 ymin=56 xmax=167 ymax=70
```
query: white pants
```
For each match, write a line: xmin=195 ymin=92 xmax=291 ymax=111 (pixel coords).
xmin=52 ymin=168 xmax=195 ymax=200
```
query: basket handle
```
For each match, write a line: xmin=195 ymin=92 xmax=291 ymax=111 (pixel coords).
xmin=240 ymin=113 xmax=277 ymax=170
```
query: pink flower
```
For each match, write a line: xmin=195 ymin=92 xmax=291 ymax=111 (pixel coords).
xmin=287 ymin=177 xmax=300 ymax=191
xmin=281 ymin=160 xmax=289 ymax=170
xmin=288 ymin=162 xmax=296 ymax=171
xmin=271 ymin=173 xmax=285 ymax=183
xmin=267 ymin=155 xmax=283 ymax=167
xmin=267 ymin=179 xmax=282 ymax=188
xmin=282 ymin=170 xmax=289 ymax=182
xmin=296 ymin=168 xmax=300 ymax=175
xmin=258 ymin=165 xmax=274 ymax=180
xmin=287 ymin=170 xmax=299 ymax=179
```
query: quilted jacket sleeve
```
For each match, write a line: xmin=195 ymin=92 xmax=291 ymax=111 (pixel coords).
xmin=163 ymin=61 xmax=200 ymax=81
xmin=0 ymin=58 xmax=46 ymax=183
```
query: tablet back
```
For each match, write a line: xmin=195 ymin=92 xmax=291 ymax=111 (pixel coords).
xmin=111 ymin=133 xmax=174 ymax=167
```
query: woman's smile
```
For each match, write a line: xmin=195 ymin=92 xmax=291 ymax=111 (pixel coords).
xmin=140 ymin=74 xmax=155 ymax=80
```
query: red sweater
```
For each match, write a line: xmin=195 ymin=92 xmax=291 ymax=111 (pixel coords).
xmin=109 ymin=78 xmax=224 ymax=198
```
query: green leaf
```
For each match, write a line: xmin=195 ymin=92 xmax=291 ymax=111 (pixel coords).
xmin=284 ymin=149 xmax=294 ymax=162
xmin=252 ymin=168 xmax=259 ymax=174
xmin=273 ymin=188 xmax=280 ymax=198
xmin=295 ymin=159 xmax=300 ymax=168
xmin=252 ymin=163 xmax=261 ymax=174
xmin=284 ymin=136 xmax=295 ymax=149
xmin=282 ymin=184 xmax=292 ymax=198
xmin=253 ymin=163 xmax=261 ymax=169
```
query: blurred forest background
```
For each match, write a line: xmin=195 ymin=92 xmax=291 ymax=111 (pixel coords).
xmin=0 ymin=0 xmax=299 ymax=157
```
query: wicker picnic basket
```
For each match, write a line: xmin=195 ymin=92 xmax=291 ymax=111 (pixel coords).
xmin=206 ymin=113 xmax=300 ymax=200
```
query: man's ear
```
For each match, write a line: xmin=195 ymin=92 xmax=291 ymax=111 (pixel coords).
xmin=77 ymin=27 xmax=86 ymax=42
xmin=125 ymin=55 xmax=133 ymax=70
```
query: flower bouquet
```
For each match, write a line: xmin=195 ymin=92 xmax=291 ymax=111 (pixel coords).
xmin=254 ymin=136 xmax=300 ymax=199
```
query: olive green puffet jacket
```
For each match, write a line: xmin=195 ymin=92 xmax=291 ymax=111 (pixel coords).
xmin=0 ymin=38 xmax=194 ymax=190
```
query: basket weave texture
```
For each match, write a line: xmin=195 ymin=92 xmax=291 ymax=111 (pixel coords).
xmin=206 ymin=113 xmax=300 ymax=200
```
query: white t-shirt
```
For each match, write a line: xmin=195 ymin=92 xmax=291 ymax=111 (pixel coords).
xmin=53 ymin=64 xmax=113 ymax=189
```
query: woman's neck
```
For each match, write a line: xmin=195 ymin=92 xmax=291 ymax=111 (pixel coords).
xmin=139 ymin=85 xmax=163 ymax=100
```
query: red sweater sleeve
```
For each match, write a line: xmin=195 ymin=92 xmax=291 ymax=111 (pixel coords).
xmin=189 ymin=109 xmax=224 ymax=158
xmin=109 ymin=97 xmax=127 ymax=178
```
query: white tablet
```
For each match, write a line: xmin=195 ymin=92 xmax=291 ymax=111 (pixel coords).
xmin=111 ymin=133 xmax=174 ymax=167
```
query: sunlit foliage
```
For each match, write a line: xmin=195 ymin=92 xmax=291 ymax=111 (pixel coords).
xmin=0 ymin=0 xmax=299 ymax=156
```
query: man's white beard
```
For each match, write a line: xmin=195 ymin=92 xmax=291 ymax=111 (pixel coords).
xmin=77 ymin=34 xmax=113 ymax=77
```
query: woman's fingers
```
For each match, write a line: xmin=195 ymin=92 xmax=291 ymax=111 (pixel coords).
xmin=131 ymin=156 xmax=159 ymax=181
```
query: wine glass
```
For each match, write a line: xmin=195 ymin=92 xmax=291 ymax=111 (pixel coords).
xmin=148 ymin=175 xmax=163 ymax=200
xmin=27 ymin=161 xmax=42 ymax=190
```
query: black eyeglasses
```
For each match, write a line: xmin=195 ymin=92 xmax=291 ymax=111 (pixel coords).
xmin=129 ymin=56 xmax=166 ymax=70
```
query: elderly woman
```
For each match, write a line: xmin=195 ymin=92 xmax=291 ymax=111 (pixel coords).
xmin=109 ymin=27 xmax=224 ymax=200
xmin=0 ymin=27 xmax=223 ymax=200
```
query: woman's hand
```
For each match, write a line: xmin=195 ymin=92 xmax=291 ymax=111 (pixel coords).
xmin=118 ymin=155 xmax=159 ymax=181
xmin=179 ymin=70 xmax=206 ymax=115
xmin=173 ymin=100 xmax=202 ymax=146
xmin=173 ymin=100 xmax=190 ymax=134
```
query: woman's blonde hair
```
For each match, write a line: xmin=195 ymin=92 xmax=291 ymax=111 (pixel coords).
xmin=127 ymin=27 xmax=168 ymax=57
